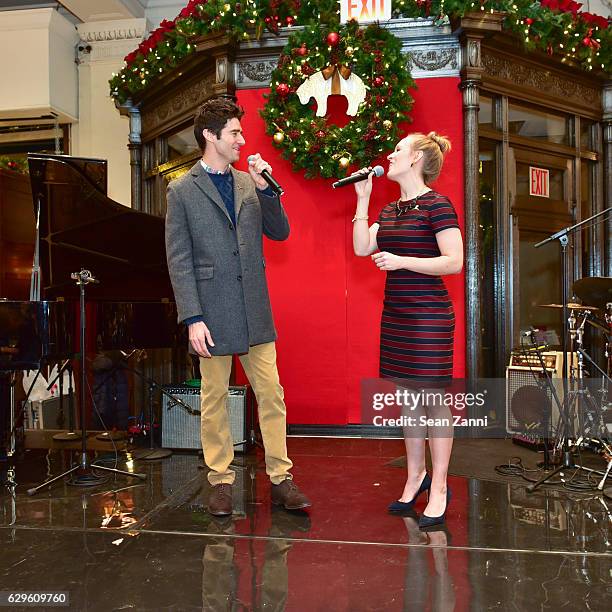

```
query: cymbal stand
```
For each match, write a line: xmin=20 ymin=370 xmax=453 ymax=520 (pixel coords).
xmin=528 ymin=208 xmax=612 ymax=492
xmin=27 ymin=270 xmax=146 ymax=495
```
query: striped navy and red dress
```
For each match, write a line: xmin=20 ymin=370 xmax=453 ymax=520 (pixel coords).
xmin=375 ymin=191 xmax=459 ymax=382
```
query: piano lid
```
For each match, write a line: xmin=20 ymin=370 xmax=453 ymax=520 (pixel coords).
xmin=28 ymin=153 xmax=174 ymax=302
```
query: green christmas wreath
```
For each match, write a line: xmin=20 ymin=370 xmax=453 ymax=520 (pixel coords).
xmin=260 ymin=20 xmax=415 ymax=179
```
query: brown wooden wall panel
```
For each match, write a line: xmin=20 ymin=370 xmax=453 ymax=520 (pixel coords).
xmin=0 ymin=169 xmax=34 ymax=299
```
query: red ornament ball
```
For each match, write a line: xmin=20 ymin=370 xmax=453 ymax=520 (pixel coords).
xmin=275 ymin=83 xmax=290 ymax=96
xmin=326 ymin=32 xmax=340 ymax=47
xmin=373 ymin=76 xmax=384 ymax=87
xmin=286 ymin=16 xmax=294 ymax=26
xmin=525 ymin=18 xmax=533 ymax=25
xmin=315 ymin=130 xmax=326 ymax=139
xmin=296 ymin=43 xmax=308 ymax=56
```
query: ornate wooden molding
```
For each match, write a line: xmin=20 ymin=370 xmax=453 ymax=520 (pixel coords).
xmin=141 ymin=77 xmax=216 ymax=135
xmin=134 ymin=33 xmax=236 ymax=140
xmin=482 ymin=52 xmax=600 ymax=109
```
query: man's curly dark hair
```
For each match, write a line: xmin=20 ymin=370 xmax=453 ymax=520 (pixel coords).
xmin=194 ymin=95 xmax=244 ymax=153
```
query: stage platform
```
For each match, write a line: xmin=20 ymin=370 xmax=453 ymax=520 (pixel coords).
xmin=1 ymin=437 xmax=610 ymax=610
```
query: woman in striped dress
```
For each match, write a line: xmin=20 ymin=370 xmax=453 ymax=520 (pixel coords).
xmin=352 ymin=132 xmax=463 ymax=529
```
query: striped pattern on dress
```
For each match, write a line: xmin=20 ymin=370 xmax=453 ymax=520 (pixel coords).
xmin=375 ymin=191 xmax=459 ymax=382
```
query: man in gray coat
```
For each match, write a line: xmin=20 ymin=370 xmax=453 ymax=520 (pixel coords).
xmin=165 ymin=96 xmax=310 ymax=516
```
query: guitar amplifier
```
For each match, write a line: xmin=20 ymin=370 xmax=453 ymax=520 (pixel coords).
xmin=161 ymin=384 xmax=252 ymax=452
xmin=506 ymin=351 xmax=577 ymax=437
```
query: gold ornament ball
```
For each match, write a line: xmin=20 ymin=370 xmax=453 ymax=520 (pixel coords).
xmin=273 ymin=132 xmax=285 ymax=144
xmin=339 ymin=157 xmax=350 ymax=169
xmin=223 ymin=3 xmax=231 ymax=11
xmin=383 ymin=120 xmax=393 ymax=130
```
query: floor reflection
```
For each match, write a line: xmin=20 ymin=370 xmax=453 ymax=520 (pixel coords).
xmin=201 ymin=508 xmax=311 ymax=611
xmin=1 ymin=438 xmax=611 ymax=611
xmin=399 ymin=513 xmax=456 ymax=612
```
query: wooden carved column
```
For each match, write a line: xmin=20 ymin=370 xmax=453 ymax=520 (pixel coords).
xmin=604 ymin=82 xmax=612 ymax=276
xmin=454 ymin=13 xmax=502 ymax=382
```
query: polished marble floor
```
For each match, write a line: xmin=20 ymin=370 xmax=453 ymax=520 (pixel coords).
xmin=1 ymin=438 xmax=610 ymax=611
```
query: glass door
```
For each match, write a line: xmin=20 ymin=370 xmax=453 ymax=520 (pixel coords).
xmin=510 ymin=148 xmax=574 ymax=349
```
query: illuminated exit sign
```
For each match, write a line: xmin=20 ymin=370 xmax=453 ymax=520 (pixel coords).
xmin=529 ymin=166 xmax=549 ymax=198
xmin=340 ymin=0 xmax=392 ymax=23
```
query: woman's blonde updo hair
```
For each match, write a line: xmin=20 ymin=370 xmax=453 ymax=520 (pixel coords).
xmin=410 ymin=131 xmax=452 ymax=184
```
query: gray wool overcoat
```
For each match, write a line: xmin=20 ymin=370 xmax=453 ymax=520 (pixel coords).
xmin=165 ymin=161 xmax=290 ymax=356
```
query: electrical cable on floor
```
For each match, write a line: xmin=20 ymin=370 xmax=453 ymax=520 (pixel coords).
xmin=494 ymin=455 xmax=608 ymax=493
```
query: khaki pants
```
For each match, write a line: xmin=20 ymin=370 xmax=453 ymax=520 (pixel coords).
xmin=199 ymin=341 xmax=293 ymax=486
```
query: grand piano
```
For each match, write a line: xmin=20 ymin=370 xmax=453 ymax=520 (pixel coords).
xmin=0 ymin=154 xmax=185 ymax=454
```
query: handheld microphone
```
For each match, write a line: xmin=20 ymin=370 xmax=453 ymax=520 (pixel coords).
xmin=247 ymin=155 xmax=284 ymax=196
xmin=332 ymin=166 xmax=384 ymax=189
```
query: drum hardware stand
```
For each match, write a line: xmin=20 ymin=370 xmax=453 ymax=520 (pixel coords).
xmin=529 ymin=207 xmax=611 ymax=493
xmin=27 ymin=270 xmax=147 ymax=495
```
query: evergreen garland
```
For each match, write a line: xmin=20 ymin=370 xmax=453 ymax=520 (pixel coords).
xmin=109 ymin=1 xmax=610 ymax=105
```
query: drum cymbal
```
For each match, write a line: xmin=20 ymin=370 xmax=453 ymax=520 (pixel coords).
xmin=538 ymin=302 xmax=599 ymax=311
xmin=573 ymin=277 xmax=612 ymax=310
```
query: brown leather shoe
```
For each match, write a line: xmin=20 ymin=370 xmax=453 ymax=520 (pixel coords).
xmin=208 ymin=483 xmax=233 ymax=516
xmin=271 ymin=479 xmax=311 ymax=510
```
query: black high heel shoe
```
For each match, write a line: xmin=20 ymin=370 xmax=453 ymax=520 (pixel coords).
xmin=388 ymin=473 xmax=432 ymax=513
xmin=418 ymin=488 xmax=452 ymax=530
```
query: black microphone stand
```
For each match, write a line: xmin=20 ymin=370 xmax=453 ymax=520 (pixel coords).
xmin=27 ymin=270 xmax=146 ymax=495
xmin=527 ymin=206 xmax=611 ymax=493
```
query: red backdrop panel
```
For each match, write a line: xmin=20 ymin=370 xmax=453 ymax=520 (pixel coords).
xmin=234 ymin=78 xmax=465 ymax=425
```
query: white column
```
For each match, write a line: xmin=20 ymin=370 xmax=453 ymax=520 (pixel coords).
xmin=73 ymin=19 xmax=146 ymax=207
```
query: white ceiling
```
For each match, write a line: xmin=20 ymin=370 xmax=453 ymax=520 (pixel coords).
xmin=0 ymin=0 xmax=148 ymax=22
xmin=60 ymin=0 xmax=146 ymax=21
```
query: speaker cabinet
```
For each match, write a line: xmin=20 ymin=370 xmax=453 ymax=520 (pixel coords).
xmin=506 ymin=351 xmax=564 ymax=436
xmin=161 ymin=384 xmax=252 ymax=452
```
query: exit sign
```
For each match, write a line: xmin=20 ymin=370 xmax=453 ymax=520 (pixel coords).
xmin=340 ymin=0 xmax=392 ymax=24
xmin=529 ymin=166 xmax=549 ymax=198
